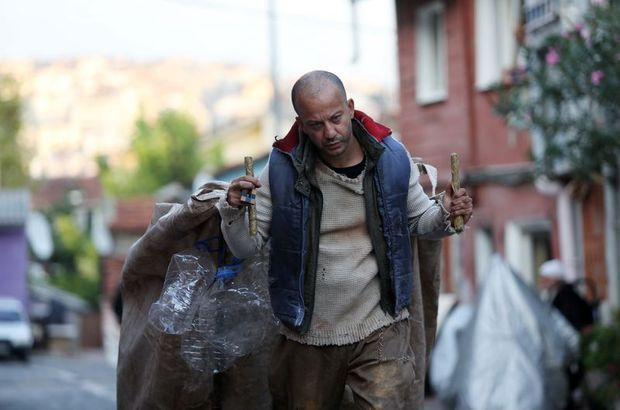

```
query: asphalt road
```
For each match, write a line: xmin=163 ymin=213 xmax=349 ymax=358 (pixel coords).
xmin=0 ymin=350 xmax=116 ymax=410
xmin=0 ymin=349 xmax=448 ymax=409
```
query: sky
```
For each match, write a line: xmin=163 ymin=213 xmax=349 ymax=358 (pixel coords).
xmin=0 ymin=0 xmax=398 ymax=86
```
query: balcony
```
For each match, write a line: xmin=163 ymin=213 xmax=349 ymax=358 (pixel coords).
xmin=524 ymin=0 xmax=559 ymax=33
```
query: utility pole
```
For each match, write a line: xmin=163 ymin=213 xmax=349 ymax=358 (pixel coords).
xmin=268 ymin=0 xmax=281 ymax=134
xmin=351 ymin=0 xmax=360 ymax=63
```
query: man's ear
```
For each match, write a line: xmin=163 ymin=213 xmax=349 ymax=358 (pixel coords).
xmin=295 ymin=117 xmax=306 ymax=133
xmin=347 ymin=98 xmax=355 ymax=117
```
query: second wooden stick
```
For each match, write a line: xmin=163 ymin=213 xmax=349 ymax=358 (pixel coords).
xmin=244 ymin=156 xmax=257 ymax=236
xmin=450 ymin=153 xmax=464 ymax=233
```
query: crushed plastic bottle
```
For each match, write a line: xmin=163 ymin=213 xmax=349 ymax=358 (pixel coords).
xmin=148 ymin=252 xmax=214 ymax=335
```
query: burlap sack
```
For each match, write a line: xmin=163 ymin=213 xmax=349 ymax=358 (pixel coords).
xmin=116 ymin=182 xmax=273 ymax=410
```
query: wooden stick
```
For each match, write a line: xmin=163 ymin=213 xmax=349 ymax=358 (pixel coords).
xmin=244 ymin=156 xmax=257 ymax=236
xmin=450 ymin=153 xmax=464 ymax=233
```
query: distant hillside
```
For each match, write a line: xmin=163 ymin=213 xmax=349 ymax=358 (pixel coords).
xmin=0 ymin=57 xmax=397 ymax=178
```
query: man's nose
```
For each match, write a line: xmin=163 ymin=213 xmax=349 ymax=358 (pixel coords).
xmin=323 ymin=123 xmax=336 ymax=139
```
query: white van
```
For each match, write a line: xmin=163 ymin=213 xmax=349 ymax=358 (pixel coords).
xmin=0 ymin=297 xmax=34 ymax=360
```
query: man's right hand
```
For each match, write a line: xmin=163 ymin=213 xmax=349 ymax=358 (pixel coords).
xmin=227 ymin=176 xmax=261 ymax=208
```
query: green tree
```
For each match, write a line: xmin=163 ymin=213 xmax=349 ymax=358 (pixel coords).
xmin=47 ymin=212 xmax=100 ymax=307
xmin=100 ymin=109 xmax=205 ymax=196
xmin=0 ymin=75 xmax=29 ymax=187
xmin=495 ymin=2 xmax=620 ymax=182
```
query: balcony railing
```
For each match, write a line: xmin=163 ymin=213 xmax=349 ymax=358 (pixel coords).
xmin=524 ymin=0 xmax=559 ymax=33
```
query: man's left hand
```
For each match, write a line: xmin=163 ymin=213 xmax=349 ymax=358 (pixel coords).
xmin=444 ymin=186 xmax=473 ymax=225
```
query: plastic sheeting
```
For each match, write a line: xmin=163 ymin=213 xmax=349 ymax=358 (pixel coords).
xmin=430 ymin=303 xmax=474 ymax=399
xmin=430 ymin=255 xmax=579 ymax=410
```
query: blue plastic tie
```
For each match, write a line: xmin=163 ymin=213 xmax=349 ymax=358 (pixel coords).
xmin=216 ymin=264 xmax=242 ymax=279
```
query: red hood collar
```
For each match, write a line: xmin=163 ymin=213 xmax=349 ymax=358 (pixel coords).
xmin=273 ymin=110 xmax=391 ymax=152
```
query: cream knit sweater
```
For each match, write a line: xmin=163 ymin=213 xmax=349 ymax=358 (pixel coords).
xmin=217 ymin=156 xmax=451 ymax=346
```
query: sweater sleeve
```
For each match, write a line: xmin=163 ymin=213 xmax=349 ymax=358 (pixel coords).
xmin=217 ymin=162 xmax=272 ymax=259
xmin=407 ymin=157 xmax=455 ymax=239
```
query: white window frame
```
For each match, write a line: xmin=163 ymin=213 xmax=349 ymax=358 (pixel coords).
xmin=415 ymin=0 xmax=448 ymax=105
xmin=475 ymin=0 xmax=520 ymax=90
xmin=474 ymin=228 xmax=495 ymax=287
xmin=505 ymin=219 xmax=552 ymax=285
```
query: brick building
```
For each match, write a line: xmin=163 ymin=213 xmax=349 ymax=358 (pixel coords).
xmin=394 ymin=0 xmax=611 ymax=310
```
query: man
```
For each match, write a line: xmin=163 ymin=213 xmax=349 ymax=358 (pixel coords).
xmin=539 ymin=259 xmax=594 ymax=333
xmin=539 ymin=260 xmax=595 ymax=409
xmin=218 ymin=70 xmax=472 ymax=408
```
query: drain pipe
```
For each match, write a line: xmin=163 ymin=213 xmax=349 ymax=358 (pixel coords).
xmin=603 ymin=164 xmax=620 ymax=323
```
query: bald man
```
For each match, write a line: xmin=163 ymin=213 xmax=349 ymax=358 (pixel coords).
xmin=218 ymin=70 xmax=472 ymax=408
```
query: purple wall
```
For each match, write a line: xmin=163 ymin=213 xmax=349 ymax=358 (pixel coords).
xmin=0 ymin=227 xmax=28 ymax=307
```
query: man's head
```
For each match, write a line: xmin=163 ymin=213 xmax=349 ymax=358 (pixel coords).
xmin=538 ymin=259 xmax=565 ymax=289
xmin=291 ymin=71 xmax=358 ymax=167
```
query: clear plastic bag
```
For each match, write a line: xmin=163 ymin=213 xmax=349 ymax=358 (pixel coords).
xmin=148 ymin=245 xmax=275 ymax=375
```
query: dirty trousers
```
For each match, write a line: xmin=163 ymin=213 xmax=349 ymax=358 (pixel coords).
xmin=269 ymin=319 xmax=415 ymax=410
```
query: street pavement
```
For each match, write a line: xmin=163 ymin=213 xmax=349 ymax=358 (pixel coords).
xmin=0 ymin=350 xmax=116 ymax=410
xmin=0 ymin=349 xmax=447 ymax=409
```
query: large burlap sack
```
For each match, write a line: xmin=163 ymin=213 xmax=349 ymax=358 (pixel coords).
xmin=408 ymin=160 xmax=444 ymax=407
xmin=117 ymin=182 xmax=273 ymax=410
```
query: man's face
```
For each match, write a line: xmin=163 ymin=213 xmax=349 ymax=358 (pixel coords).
xmin=538 ymin=276 xmax=558 ymax=290
xmin=295 ymin=86 xmax=355 ymax=165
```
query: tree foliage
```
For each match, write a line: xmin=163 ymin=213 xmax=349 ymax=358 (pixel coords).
xmin=495 ymin=2 xmax=620 ymax=182
xmin=0 ymin=75 xmax=29 ymax=187
xmin=47 ymin=210 xmax=100 ymax=307
xmin=100 ymin=109 xmax=205 ymax=196
xmin=581 ymin=310 xmax=620 ymax=407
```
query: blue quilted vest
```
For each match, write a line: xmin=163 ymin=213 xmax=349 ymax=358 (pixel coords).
xmin=269 ymin=116 xmax=413 ymax=333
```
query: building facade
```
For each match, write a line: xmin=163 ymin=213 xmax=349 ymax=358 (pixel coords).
xmin=395 ymin=0 xmax=612 ymax=312
xmin=0 ymin=189 xmax=30 ymax=307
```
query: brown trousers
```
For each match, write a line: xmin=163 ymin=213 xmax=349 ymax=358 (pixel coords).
xmin=269 ymin=319 xmax=415 ymax=410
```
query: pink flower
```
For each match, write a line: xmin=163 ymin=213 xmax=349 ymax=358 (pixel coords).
xmin=545 ymin=48 xmax=560 ymax=66
xmin=615 ymin=53 xmax=620 ymax=61
xmin=580 ymin=27 xmax=591 ymax=40
xmin=591 ymin=0 xmax=607 ymax=6
xmin=573 ymin=22 xmax=591 ymax=42
xmin=591 ymin=70 xmax=605 ymax=85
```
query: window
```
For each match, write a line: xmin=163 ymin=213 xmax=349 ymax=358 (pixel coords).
xmin=416 ymin=1 xmax=447 ymax=104
xmin=449 ymin=233 xmax=474 ymax=299
xmin=475 ymin=0 xmax=520 ymax=90
xmin=474 ymin=228 xmax=495 ymax=287
xmin=505 ymin=219 xmax=552 ymax=285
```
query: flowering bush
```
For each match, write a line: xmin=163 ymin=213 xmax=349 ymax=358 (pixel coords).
xmin=495 ymin=1 xmax=620 ymax=182
xmin=581 ymin=310 xmax=620 ymax=408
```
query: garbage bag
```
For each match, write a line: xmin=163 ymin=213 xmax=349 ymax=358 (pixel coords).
xmin=431 ymin=255 xmax=579 ymax=410
xmin=430 ymin=303 xmax=474 ymax=399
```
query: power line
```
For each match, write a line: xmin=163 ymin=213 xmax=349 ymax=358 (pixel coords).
xmin=160 ymin=0 xmax=395 ymax=33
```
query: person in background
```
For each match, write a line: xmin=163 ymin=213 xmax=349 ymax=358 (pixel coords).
xmin=539 ymin=259 xmax=594 ymax=333
xmin=539 ymin=259 xmax=595 ymax=409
